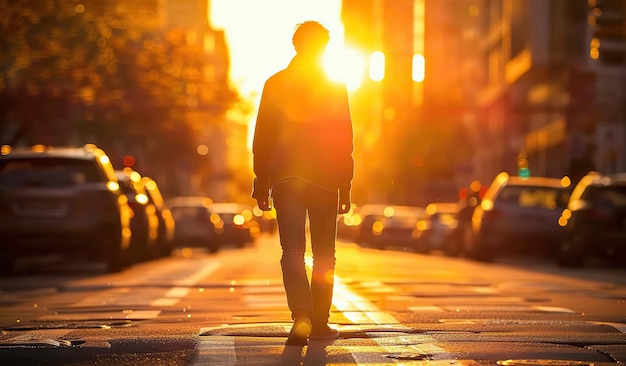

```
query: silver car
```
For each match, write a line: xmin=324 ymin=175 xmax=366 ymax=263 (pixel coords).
xmin=467 ymin=172 xmax=572 ymax=261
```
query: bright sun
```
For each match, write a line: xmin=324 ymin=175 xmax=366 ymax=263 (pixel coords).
xmin=324 ymin=44 xmax=365 ymax=91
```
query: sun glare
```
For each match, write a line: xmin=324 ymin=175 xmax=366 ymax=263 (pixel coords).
xmin=324 ymin=44 xmax=365 ymax=91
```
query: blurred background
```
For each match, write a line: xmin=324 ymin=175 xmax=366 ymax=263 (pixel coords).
xmin=1 ymin=0 xmax=625 ymax=207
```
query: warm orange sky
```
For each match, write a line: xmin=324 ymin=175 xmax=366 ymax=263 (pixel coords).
xmin=210 ymin=0 xmax=344 ymax=97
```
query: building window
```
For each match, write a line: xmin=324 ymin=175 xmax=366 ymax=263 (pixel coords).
xmin=204 ymin=33 xmax=215 ymax=54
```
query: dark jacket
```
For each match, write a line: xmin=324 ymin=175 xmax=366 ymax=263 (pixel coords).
xmin=252 ymin=55 xmax=354 ymax=199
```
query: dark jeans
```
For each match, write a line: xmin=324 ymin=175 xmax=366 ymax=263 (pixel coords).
xmin=272 ymin=179 xmax=338 ymax=327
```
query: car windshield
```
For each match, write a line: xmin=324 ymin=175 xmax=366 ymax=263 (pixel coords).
xmin=583 ymin=185 xmax=626 ymax=207
xmin=0 ymin=158 xmax=103 ymax=188
xmin=497 ymin=185 xmax=570 ymax=209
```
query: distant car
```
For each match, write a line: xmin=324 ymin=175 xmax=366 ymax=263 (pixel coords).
xmin=467 ymin=172 xmax=572 ymax=261
xmin=556 ymin=172 xmax=626 ymax=267
xmin=141 ymin=176 xmax=175 ymax=257
xmin=354 ymin=204 xmax=425 ymax=250
xmin=416 ymin=202 xmax=460 ymax=254
xmin=0 ymin=144 xmax=133 ymax=273
xmin=167 ymin=196 xmax=218 ymax=252
xmin=208 ymin=202 xmax=258 ymax=248
xmin=115 ymin=169 xmax=160 ymax=262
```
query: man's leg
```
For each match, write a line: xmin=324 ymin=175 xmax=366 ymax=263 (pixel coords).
xmin=307 ymin=186 xmax=339 ymax=338
xmin=272 ymin=182 xmax=313 ymax=322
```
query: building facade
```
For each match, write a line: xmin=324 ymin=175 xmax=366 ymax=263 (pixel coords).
xmin=342 ymin=0 xmax=478 ymax=205
xmin=340 ymin=0 xmax=626 ymax=204
xmin=474 ymin=0 xmax=626 ymax=184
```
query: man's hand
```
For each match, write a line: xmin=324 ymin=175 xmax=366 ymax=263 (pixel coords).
xmin=256 ymin=196 xmax=272 ymax=211
xmin=338 ymin=190 xmax=350 ymax=214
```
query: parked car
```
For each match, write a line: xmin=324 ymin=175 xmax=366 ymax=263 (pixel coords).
xmin=353 ymin=204 xmax=425 ymax=250
xmin=416 ymin=202 xmax=460 ymax=254
xmin=141 ymin=176 xmax=175 ymax=257
xmin=556 ymin=172 xmax=626 ymax=267
xmin=0 ymin=144 xmax=133 ymax=273
xmin=167 ymin=196 xmax=218 ymax=252
xmin=208 ymin=202 xmax=258 ymax=247
xmin=115 ymin=169 xmax=160 ymax=262
xmin=467 ymin=172 xmax=572 ymax=261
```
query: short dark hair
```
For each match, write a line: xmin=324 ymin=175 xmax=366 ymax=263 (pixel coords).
xmin=292 ymin=21 xmax=330 ymax=55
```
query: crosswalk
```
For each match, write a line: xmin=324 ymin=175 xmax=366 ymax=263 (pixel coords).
xmin=1 ymin=253 xmax=624 ymax=364
xmin=189 ymin=272 xmax=600 ymax=365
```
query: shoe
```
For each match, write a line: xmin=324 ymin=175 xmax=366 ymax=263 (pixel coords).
xmin=309 ymin=324 xmax=339 ymax=341
xmin=285 ymin=318 xmax=311 ymax=346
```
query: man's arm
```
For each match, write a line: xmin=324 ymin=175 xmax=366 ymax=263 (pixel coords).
xmin=337 ymin=84 xmax=354 ymax=214
xmin=251 ymin=78 xmax=276 ymax=209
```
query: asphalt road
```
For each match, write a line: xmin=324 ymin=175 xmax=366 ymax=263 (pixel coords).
xmin=0 ymin=233 xmax=624 ymax=365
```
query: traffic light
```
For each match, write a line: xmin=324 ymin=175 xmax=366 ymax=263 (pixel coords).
xmin=517 ymin=153 xmax=530 ymax=179
xmin=519 ymin=167 xmax=531 ymax=179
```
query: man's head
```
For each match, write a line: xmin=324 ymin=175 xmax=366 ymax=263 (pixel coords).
xmin=292 ymin=21 xmax=330 ymax=58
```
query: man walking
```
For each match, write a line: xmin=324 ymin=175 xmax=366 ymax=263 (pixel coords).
xmin=251 ymin=20 xmax=354 ymax=345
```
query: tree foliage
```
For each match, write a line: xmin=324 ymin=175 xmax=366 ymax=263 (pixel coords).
xmin=0 ymin=0 xmax=238 ymax=177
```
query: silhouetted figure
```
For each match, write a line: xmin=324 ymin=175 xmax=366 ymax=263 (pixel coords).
xmin=251 ymin=20 xmax=354 ymax=346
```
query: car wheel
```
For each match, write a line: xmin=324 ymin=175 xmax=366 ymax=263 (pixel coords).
xmin=159 ymin=240 xmax=173 ymax=257
xmin=467 ymin=233 xmax=494 ymax=262
xmin=459 ymin=224 xmax=473 ymax=257
xmin=445 ymin=228 xmax=465 ymax=257
xmin=609 ymin=248 xmax=626 ymax=267
xmin=208 ymin=241 xmax=220 ymax=253
xmin=105 ymin=232 xmax=129 ymax=273
xmin=0 ymin=257 xmax=15 ymax=276
xmin=413 ymin=240 xmax=428 ymax=254
xmin=555 ymin=238 xmax=584 ymax=267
